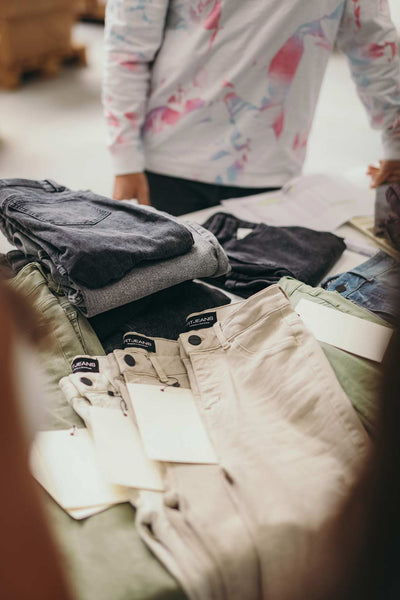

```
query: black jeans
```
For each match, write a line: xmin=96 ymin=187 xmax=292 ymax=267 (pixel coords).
xmin=146 ymin=171 xmax=280 ymax=216
xmin=202 ymin=212 xmax=346 ymax=297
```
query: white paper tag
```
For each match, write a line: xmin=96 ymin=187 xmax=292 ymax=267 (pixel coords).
xmin=127 ymin=383 xmax=218 ymax=464
xmin=30 ymin=429 xmax=129 ymax=511
xmin=90 ymin=407 xmax=164 ymax=491
xmin=296 ymin=299 xmax=393 ymax=362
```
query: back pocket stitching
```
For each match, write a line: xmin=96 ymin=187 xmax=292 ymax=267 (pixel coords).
xmin=9 ymin=199 xmax=110 ymax=226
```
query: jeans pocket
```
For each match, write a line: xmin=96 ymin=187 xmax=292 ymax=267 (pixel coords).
xmin=9 ymin=197 xmax=111 ymax=226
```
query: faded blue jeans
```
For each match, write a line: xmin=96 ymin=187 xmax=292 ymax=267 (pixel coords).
xmin=321 ymin=250 xmax=400 ymax=325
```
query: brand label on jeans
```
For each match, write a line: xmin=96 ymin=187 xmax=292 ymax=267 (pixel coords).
xmin=72 ymin=357 xmax=99 ymax=373
xmin=186 ymin=311 xmax=217 ymax=330
xmin=123 ymin=333 xmax=156 ymax=353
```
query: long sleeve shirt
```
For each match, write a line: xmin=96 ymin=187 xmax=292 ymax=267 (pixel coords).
xmin=103 ymin=0 xmax=400 ymax=188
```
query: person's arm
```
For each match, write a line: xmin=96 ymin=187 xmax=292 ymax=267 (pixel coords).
xmin=103 ymin=0 xmax=170 ymax=202
xmin=336 ymin=0 xmax=400 ymax=186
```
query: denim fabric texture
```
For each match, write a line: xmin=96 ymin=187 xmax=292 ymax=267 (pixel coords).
xmin=4 ymin=191 xmax=230 ymax=317
xmin=202 ymin=212 xmax=346 ymax=297
xmin=321 ymin=250 xmax=400 ymax=326
xmin=89 ymin=280 xmax=231 ymax=352
xmin=0 ymin=178 xmax=194 ymax=288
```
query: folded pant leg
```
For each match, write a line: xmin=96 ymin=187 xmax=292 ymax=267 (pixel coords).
xmin=60 ymin=347 xmax=223 ymax=599
xmin=70 ymin=223 xmax=230 ymax=318
xmin=10 ymin=263 xmax=104 ymax=429
xmin=279 ymin=276 xmax=385 ymax=435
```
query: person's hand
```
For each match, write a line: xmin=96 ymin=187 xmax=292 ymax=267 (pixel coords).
xmin=367 ymin=160 xmax=400 ymax=188
xmin=112 ymin=172 xmax=150 ymax=205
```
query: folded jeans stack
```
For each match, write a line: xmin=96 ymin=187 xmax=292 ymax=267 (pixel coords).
xmin=0 ymin=179 xmax=230 ymax=316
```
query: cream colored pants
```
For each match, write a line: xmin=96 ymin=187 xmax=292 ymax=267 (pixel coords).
xmin=60 ymin=285 xmax=370 ymax=600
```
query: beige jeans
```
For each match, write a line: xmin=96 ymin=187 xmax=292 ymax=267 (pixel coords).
xmin=60 ymin=284 xmax=370 ymax=600
xmin=60 ymin=343 xmax=258 ymax=600
xmin=179 ymin=284 xmax=370 ymax=600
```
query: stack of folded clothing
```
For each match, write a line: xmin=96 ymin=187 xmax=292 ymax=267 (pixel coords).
xmin=0 ymin=178 xmax=230 ymax=317
xmin=201 ymin=212 xmax=346 ymax=297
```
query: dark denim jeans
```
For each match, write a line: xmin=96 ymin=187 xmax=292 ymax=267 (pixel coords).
xmin=202 ymin=212 xmax=346 ymax=297
xmin=0 ymin=178 xmax=194 ymax=289
xmin=322 ymin=250 xmax=400 ymax=325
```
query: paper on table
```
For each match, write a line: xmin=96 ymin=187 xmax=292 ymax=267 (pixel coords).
xmin=30 ymin=429 xmax=129 ymax=511
xmin=221 ymin=174 xmax=374 ymax=231
xmin=90 ymin=407 xmax=165 ymax=491
xmin=296 ymin=299 xmax=393 ymax=362
xmin=127 ymin=383 xmax=218 ymax=464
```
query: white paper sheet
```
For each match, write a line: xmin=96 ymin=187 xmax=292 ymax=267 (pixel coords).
xmin=127 ymin=384 xmax=218 ymax=464
xmin=221 ymin=174 xmax=374 ymax=231
xmin=90 ymin=407 xmax=165 ymax=491
xmin=30 ymin=429 xmax=129 ymax=511
xmin=296 ymin=299 xmax=393 ymax=362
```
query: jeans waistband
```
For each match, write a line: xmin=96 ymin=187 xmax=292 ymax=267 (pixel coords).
xmin=180 ymin=284 xmax=291 ymax=351
xmin=349 ymin=250 xmax=399 ymax=279
xmin=115 ymin=335 xmax=181 ymax=358
xmin=0 ymin=178 xmax=66 ymax=192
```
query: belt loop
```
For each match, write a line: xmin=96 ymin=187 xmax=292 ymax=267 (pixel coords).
xmin=148 ymin=355 xmax=170 ymax=384
xmin=44 ymin=179 xmax=66 ymax=192
xmin=213 ymin=321 xmax=230 ymax=350
xmin=148 ymin=355 xmax=180 ymax=387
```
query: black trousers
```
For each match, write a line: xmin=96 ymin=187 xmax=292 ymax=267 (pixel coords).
xmin=146 ymin=170 xmax=280 ymax=216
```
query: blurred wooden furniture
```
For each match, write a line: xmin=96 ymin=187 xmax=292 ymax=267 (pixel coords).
xmin=76 ymin=0 xmax=106 ymax=22
xmin=0 ymin=0 xmax=86 ymax=89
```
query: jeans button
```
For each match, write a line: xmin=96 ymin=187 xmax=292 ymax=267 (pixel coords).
xmin=80 ymin=376 xmax=93 ymax=386
xmin=188 ymin=335 xmax=202 ymax=346
xmin=334 ymin=283 xmax=347 ymax=293
xmin=124 ymin=354 xmax=136 ymax=367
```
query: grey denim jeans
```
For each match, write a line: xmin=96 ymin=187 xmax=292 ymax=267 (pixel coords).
xmin=0 ymin=178 xmax=194 ymax=289
xmin=1 ymin=179 xmax=230 ymax=317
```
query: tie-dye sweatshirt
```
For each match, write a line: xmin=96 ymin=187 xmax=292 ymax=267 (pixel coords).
xmin=103 ymin=0 xmax=400 ymax=187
